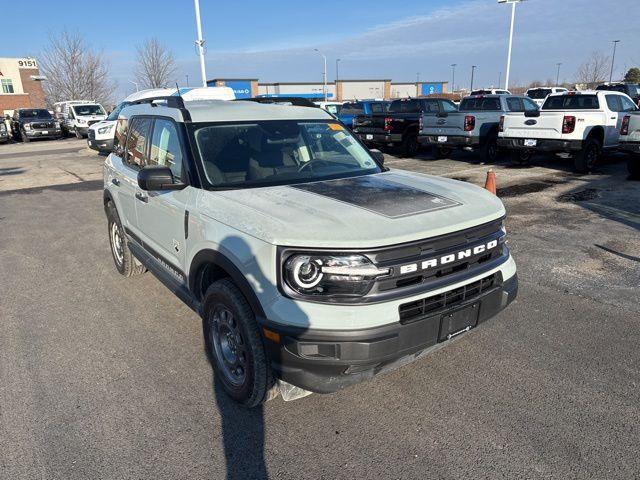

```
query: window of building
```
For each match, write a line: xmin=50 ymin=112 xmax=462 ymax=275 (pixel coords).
xmin=1 ymin=79 xmax=14 ymax=94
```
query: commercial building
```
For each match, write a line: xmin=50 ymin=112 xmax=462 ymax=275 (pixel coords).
xmin=209 ymin=76 xmax=447 ymax=102
xmin=0 ymin=57 xmax=47 ymax=115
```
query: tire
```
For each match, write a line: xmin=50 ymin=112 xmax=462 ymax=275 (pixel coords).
xmin=401 ymin=133 xmax=419 ymax=158
xmin=433 ymin=146 xmax=451 ymax=159
xmin=509 ymin=150 xmax=532 ymax=166
xmin=574 ymin=138 xmax=600 ymax=173
xmin=75 ymin=127 xmax=83 ymax=139
xmin=628 ymin=155 xmax=640 ymax=179
xmin=203 ymin=279 xmax=273 ymax=408
xmin=479 ymin=134 xmax=499 ymax=163
xmin=106 ymin=201 xmax=146 ymax=277
xmin=21 ymin=129 xmax=30 ymax=143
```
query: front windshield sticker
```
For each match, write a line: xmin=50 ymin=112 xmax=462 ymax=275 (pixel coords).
xmin=291 ymin=173 xmax=461 ymax=218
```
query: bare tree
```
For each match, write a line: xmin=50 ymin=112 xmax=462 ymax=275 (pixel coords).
xmin=575 ymin=51 xmax=610 ymax=86
xmin=134 ymin=38 xmax=177 ymax=89
xmin=39 ymin=31 xmax=115 ymax=106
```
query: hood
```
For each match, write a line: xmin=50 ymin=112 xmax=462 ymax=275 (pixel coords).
xmin=89 ymin=119 xmax=115 ymax=130
xmin=197 ymin=171 xmax=505 ymax=248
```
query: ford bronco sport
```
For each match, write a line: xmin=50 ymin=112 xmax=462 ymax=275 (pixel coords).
xmin=103 ymin=92 xmax=518 ymax=407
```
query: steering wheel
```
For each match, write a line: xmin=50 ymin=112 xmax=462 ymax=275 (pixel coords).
xmin=297 ymin=158 xmax=332 ymax=173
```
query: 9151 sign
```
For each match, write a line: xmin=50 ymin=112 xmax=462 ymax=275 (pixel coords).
xmin=18 ymin=59 xmax=38 ymax=69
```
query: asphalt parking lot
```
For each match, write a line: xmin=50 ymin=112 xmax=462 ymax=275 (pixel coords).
xmin=1 ymin=140 xmax=639 ymax=479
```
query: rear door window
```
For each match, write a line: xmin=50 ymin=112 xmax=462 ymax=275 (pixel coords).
xmin=422 ymin=100 xmax=440 ymax=113
xmin=440 ymin=100 xmax=458 ymax=113
xmin=370 ymin=102 xmax=387 ymax=113
xmin=605 ymin=95 xmax=622 ymax=112
xmin=506 ymin=97 xmax=524 ymax=112
xmin=340 ymin=103 xmax=364 ymax=115
xmin=124 ymin=117 xmax=152 ymax=169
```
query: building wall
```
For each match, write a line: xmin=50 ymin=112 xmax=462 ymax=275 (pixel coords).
xmin=390 ymin=83 xmax=418 ymax=98
xmin=258 ymin=83 xmax=336 ymax=99
xmin=0 ymin=57 xmax=46 ymax=115
xmin=340 ymin=81 xmax=387 ymax=100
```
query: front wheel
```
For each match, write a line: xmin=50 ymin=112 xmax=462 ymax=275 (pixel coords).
xmin=75 ymin=127 xmax=83 ymax=139
xmin=106 ymin=202 xmax=146 ymax=277
xmin=628 ymin=155 xmax=640 ymax=179
xmin=574 ymin=138 xmax=600 ymax=173
xmin=203 ymin=279 xmax=273 ymax=408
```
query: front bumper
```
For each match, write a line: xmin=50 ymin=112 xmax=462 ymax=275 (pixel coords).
xmin=619 ymin=141 xmax=640 ymax=154
xmin=25 ymin=129 xmax=62 ymax=139
xmin=497 ymin=137 xmax=583 ymax=152
xmin=87 ymin=137 xmax=114 ymax=152
xmin=418 ymin=135 xmax=479 ymax=148
xmin=262 ymin=272 xmax=518 ymax=394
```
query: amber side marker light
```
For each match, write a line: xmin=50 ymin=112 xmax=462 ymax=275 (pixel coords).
xmin=263 ymin=328 xmax=281 ymax=343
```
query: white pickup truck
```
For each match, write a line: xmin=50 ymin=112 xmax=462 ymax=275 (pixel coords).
xmin=619 ymin=112 xmax=640 ymax=178
xmin=498 ymin=90 xmax=639 ymax=172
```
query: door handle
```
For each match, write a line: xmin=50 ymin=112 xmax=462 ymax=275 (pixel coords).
xmin=135 ymin=192 xmax=148 ymax=203
xmin=611 ymin=117 xmax=616 ymax=120
xmin=111 ymin=178 xmax=120 ymax=186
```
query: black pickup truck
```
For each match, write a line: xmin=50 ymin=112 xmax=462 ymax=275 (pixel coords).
xmin=352 ymin=97 xmax=458 ymax=157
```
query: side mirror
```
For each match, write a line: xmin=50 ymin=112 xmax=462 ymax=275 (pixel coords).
xmin=137 ymin=166 xmax=186 ymax=191
xmin=370 ymin=149 xmax=385 ymax=165
xmin=525 ymin=110 xmax=540 ymax=117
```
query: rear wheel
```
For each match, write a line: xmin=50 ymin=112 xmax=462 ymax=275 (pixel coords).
xmin=203 ymin=279 xmax=273 ymax=408
xmin=479 ymin=134 xmax=499 ymax=163
xmin=433 ymin=146 xmax=451 ymax=159
xmin=574 ymin=138 xmax=600 ymax=173
xmin=401 ymin=134 xmax=419 ymax=157
xmin=509 ymin=150 xmax=532 ymax=166
xmin=627 ymin=155 xmax=640 ymax=179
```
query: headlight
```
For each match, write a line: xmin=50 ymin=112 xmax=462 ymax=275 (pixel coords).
xmin=97 ymin=124 xmax=114 ymax=134
xmin=23 ymin=123 xmax=31 ymax=130
xmin=283 ymin=253 xmax=390 ymax=298
xmin=0 ymin=124 xmax=6 ymax=132
xmin=77 ymin=119 xmax=86 ymax=125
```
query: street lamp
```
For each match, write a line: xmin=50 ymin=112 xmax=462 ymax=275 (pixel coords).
xmin=498 ymin=0 xmax=523 ymax=91
xmin=193 ymin=0 xmax=208 ymax=87
xmin=609 ymin=40 xmax=621 ymax=82
xmin=470 ymin=65 xmax=477 ymax=92
xmin=416 ymin=72 xmax=420 ymax=84
xmin=336 ymin=58 xmax=341 ymax=82
xmin=556 ymin=63 xmax=562 ymax=86
xmin=128 ymin=79 xmax=139 ymax=92
xmin=450 ymin=64 xmax=457 ymax=92
xmin=314 ymin=48 xmax=328 ymax=102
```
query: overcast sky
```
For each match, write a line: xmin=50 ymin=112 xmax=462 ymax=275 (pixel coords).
xmin=6 ymin=0 xmax=640 ymax=99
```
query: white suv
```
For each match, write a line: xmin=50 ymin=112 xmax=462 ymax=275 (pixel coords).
xmin=103 ymin=94 xmax=518 ymax=406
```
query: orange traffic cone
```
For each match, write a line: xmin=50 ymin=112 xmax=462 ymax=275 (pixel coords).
xmin=484 ymin=169 xmax=496 ymax=195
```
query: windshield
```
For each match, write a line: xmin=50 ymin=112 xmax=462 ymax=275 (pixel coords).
xmin=324 ymin=104 xmax=341 ymax=115
xmin=106 ymin=102 xmax=131 ymax=121
xmin=72 ymin=104 xmax=105 ymax=116
xmin=542 ymin=95 xmax=599 ymax=110
xmin=191 ymin=120 xmax=381 ymax=189
xmin=20 ymin=109 xmax=52 ymax=119
xmin=527 ymin=89 xmax=552 ymax=99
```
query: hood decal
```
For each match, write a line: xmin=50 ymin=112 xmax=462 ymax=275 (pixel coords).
xmin=291 ymin=174 xmax=461 ymax=219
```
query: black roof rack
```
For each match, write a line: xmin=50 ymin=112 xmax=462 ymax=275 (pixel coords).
xmin=129 ymin=96 xmax=191 ymax=120
xmin=240 ymin=97 xmax=319 ymax=108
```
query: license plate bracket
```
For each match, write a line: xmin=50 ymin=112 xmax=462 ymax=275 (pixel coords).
xmin=524 ymin=139 xmax=537 ymax=147
xmin=437 ymin=136 xmax=448 ymax=143
xmin=366 ymin=134 xmax=374 ymax=140
xmin=439 ymin=303 xmax=480 ymax=341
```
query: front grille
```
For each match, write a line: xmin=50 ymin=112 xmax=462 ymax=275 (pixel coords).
xmin=88 ymin=120 xmax=99 ymax=127
xmin=399 ymin=273 xmax=498 ymax=323
xmin=31 ymin=122 xmax=54 ymax=129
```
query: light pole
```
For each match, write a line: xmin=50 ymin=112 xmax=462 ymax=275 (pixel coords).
xmin=499 ymin=0 xmax=523 ymax=91
xmin=336 ymin=58 xmax=341 ymax=82
xmin=450 ymin=64 xmax=457 ymax=92
xmin=314 ymin=48 xmax=328 ymax=101
xmin=470 ymin=65 xmax=477 ymax=92
xmin=416 ymin=72 xmax=420 ymax=84
xmin=128 ymin=80 xmax=139 ymax=92
xmin=498 ymin=71 xmax=502 ymax=89
xmin=556 ymin=63 xmax=562 ymax=86
xmin=193 ymin=0 xmax=207 ymax=87
xmin=186 ymin=74 xmax=189 ymax=87
xmin=609 ymin=40 xmax=620 ymax=82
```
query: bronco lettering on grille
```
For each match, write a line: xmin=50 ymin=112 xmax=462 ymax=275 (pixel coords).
xmin=399 ymin=239 xmax=499 ymax=275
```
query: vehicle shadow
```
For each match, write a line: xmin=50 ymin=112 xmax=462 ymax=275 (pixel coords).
xmin=204 ymin=235 xmax=310 ymax=480
xmin=0 ymin=167 xmax=26 ymax=176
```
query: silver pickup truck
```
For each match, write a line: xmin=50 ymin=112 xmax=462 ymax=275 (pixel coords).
xmin=620 ymin=112 xmax=640 ymax=178
xmin=418 ymin=94 xmax=539 ymax=162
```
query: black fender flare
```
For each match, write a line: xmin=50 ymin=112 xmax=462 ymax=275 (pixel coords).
xmin=103 ymin=189 xmax=115 ymax=214
xmin=189 ymin=249 xmax=266 ymax=319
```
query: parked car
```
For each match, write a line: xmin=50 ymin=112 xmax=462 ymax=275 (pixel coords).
xmin=315 ymin=101 xmax=343 ymax=116
xmin=9 ymin=108 xmax=62 ymax=142
xmin=526 ymin=87 xmax=569 ymax=108
xmin=498 ymin=90 xmax=638 ymax=172
xmin=0 ymin=119 xmax=8 ymax=143
xmin=596 ymin=83 xmax=640 ymax=107
xmin=419 ymin=94 xmax=538 ymax=162
xmin=353 ymin=97 xmax=458 ymax=157
xmin=619 ymin=112 xmax=640 ymax=178
xmin=471 ymin=89 xmax=511 ymax=96
xmin=88 ymin=87 xmax=235 ymax=153
xmin=103 ymin=94 xmax=517 ymax=406
xmin=53 ymin=101 xmax=107 ymax=138
xmin=338 ymin=100 xmax=390 ymax=129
